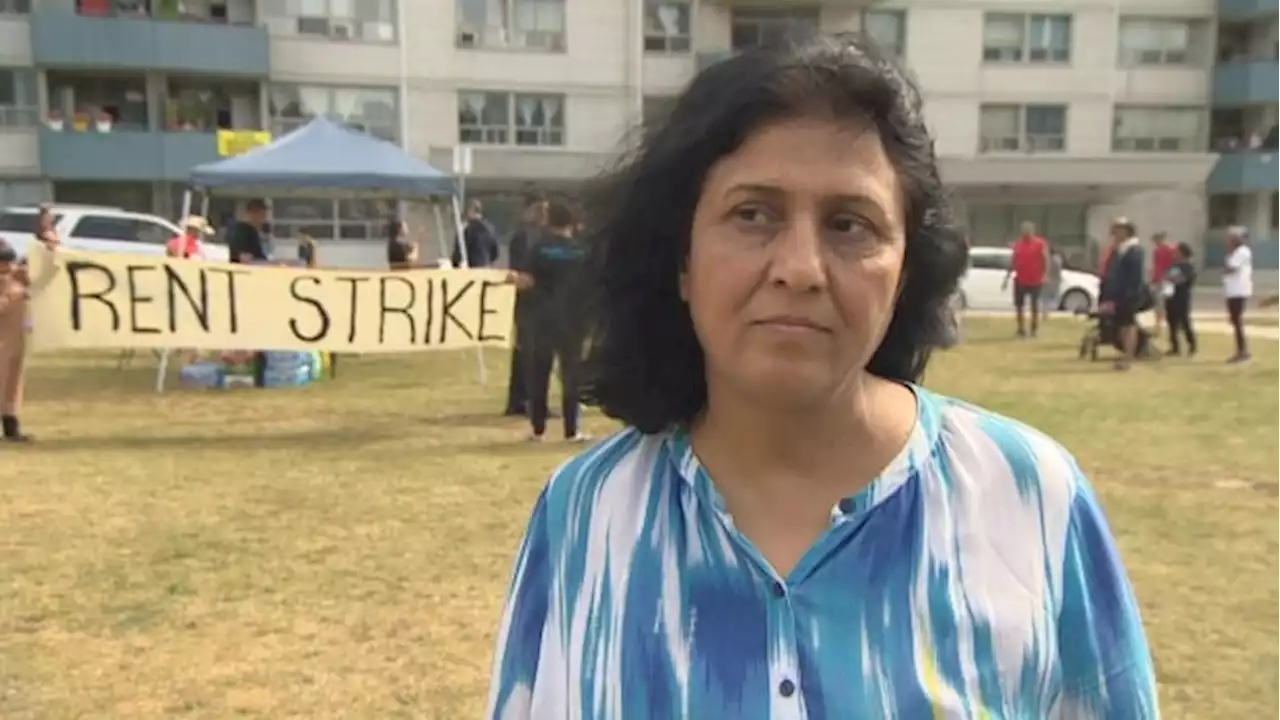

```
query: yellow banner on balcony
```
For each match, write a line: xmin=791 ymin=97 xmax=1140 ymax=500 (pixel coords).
xmin=216 ymin=130 xmax=273 ymax=157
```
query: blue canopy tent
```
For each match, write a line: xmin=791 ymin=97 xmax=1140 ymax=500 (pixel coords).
xmin=156 ymin=118 xmax=485 ymax=392
xmin=188 ymin=117 xmax=457 ymax=198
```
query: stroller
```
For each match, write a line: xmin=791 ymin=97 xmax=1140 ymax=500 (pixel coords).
xmin=1077 ymin=310 xmax=1159 ymax=362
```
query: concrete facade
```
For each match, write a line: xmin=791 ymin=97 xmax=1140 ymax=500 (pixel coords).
xmin=0 ymin=0 xmax=1272 ymax=273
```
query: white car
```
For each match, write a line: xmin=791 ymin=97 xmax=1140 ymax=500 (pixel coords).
xmin=0 ymin=204 xmax=230 ymax=263
xmin=959 ymin=246 xmax=1099 ymax=313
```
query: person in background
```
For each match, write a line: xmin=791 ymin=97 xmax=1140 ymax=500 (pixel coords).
xmin=1149 ymin=232 xmax=1175 ymax=328
xmin=226 ymin=199 xmax=269 ymax=264
xmin=1042 ymin=246 xmax=1065 ymax=320
xmin=0 ymin=237 xmax=57 ymax=442
xmin=1001 ymin=220 xmax=1049 ymax=337
xmin=166 ymin=215 xmax=213 ymax=259
xmin=386 ymin=219 xmax=418 ymax=271
xmin=1222 ymin=226 xmax=1253 ymax=364
xmin=34 ymin=205 xmax=60 ymax=250
xmin=511 ymin=200 xmax=588 ymax=443
xmin=504 ymin=193 xmax=548 ymax=417
xmin=1163 ymin=241 xmax=1197 ymax=357
xmin=452 ymin=199 xmax=500 ymax=268
xmin=1099 ymin=218 xmax=1146 ymax=371
xmin=297 ymin=233 xmax=318 ymax=268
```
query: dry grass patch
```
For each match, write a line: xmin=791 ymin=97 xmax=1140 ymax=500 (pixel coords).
xmin=0 ymin=317 xmax=1275 ymax=718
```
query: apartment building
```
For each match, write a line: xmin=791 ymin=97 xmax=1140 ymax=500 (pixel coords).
xmin=1205 ymin=0 xmax=1277 ymax=268
xmin=0 ymin=0 xmax=1274 ymax=270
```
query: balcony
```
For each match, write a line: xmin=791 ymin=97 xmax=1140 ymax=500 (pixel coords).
xmin=30 ymin=11 xmax=269 ymax=77
xmin=38 ymin=128 xmax=222 ymax=182
xmin=1218 ymin=0 xmax=1278 ymax=21
xmin=1207 ymin=151 xmax=1279 ymax=194
xmin=1213 ymin=60 xmax=1280 ymax=106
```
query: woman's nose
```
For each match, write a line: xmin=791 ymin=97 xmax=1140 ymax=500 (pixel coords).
xmin=767 ymin=218 xmax=826 ymax=292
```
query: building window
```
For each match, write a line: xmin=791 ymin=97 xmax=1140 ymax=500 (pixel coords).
xmin=1208 ymin=195 xmax=1241 ymax=227
xmin=164 ymin=78 xmax=262 ymax=132
xmin=968 ymin=202 xmax=1089 ymax=264
xmin=0 ymin=0 xmax=29 ymax=14
xmin=458 ymin=91 xmax=565 ymax=147
xmin=862 ymin=10 xmax=906 ymax=58
xmin=644 ymin=0 xmax=691 ymax=53
xmin=730 ymin=8 xmax=819 ymax=51
xmin=268 ymin=197 xmax=396 ymax=243
xmin=269 ymin=84 xmax=399 ymax=143
xmin=456 ymin=0 xmax=566 ymax=51
xmin=47 ymin=72 xmax=150 ymax=132
xmin=982 ymin=13 xmax=1072 ymax=63
xmin=262 ymin=0 xmax=397 ymax=43
xmin=0 ymin=69 xmax=38 ymax=128
xmin=1118 ymin=19 xmax=1197 ymax=66
xmin=1112 ymin=106 xmax=1204 ymax=152
xmin=979 ymin=104 xmax=1067 ymax=153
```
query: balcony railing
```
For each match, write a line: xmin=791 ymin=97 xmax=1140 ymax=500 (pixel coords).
xmin=30 ymin=10 xmax=269 ymax=76
xmin=1213 ymin=59 xmax=1279 ymax=106
xmin=38 ymin=127 xmax=225 ymax=182
xmin=1207 ymin=150 xmax=1279 ymax=193
xmin=1217 ymin=0 xmax=1278 ymax=21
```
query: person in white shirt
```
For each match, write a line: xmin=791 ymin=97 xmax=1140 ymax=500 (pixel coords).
xmin=1222 ymin=226 xmax=1253 ymax=364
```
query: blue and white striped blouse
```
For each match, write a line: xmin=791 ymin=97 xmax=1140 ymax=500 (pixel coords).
xmin=487 ymin=387 xmax=1157 ymax=719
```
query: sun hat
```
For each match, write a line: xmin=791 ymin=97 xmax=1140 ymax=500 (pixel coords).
xmin=181 ymin=215 xmax=215 ymax=234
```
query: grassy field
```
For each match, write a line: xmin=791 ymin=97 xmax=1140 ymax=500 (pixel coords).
xmin=0 ymin=318 xmax=1275 ymax=719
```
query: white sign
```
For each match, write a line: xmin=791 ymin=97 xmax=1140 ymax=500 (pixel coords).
xmin=452 ymin=145 xmax=474 ymax=176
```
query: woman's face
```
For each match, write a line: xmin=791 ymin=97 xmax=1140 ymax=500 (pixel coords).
xmin=682 ymin=117 xmax=907 ymax=408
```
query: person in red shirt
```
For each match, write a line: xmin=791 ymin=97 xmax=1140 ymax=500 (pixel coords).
xmin=1149 ymin=232 xmax=1175 ymax=326
xmin=166 ymin=215 xmax=212 ymax=259
xmin=1002 ymin=221 xmax=1050 ymax=337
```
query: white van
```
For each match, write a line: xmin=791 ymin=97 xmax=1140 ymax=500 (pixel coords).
xmin=0 ymin=204 xmax=230 ymax=263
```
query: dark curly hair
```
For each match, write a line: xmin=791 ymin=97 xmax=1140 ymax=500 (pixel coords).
xmin=580 ymin=34 xmax=968 ymax=434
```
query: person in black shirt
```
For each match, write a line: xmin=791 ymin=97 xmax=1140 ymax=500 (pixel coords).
xmin=226 ymin=198 xmax=269 ymax=264
xmin=451 ymin=199 xmax=500 ymax=267
xmin=504 ymin=193 xmax=548 ymax=416
xmin=1099 ymin=218 xmax=1147 ymax=370
xmin=515 ymin=200 xmax=587 ymax=442
xmin=1163 ymin=242 xmax=1197 ymax=356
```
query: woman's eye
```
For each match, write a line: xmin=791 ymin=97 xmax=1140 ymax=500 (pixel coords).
xmin=830 ymin=215 xmax=872 ymax=235
xmin=731 ymin=205 xmax=772 ymax=225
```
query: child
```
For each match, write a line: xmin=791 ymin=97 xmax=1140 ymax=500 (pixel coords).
xmin=0 ymin=239 xmax=32 ymax=442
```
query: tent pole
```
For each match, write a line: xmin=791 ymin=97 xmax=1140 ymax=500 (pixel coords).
xmin=430 ymin=202 xmax=448 ymax=264
xmin=156 ymin=189 xmax=195 ymax=393
xmin=449 ymin=194 xmax=485 ymax=385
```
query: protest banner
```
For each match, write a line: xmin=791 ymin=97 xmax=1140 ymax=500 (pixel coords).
xmin=25 ymin=247 xmax=515 ymax=354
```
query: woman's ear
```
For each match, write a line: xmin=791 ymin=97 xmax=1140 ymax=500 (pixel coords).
xmin=679 ymin=268 xmax=690 ymax=302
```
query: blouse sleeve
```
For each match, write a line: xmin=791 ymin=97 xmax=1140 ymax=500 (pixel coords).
xmin=1057 ymin=475 xmax=1159 ymax=718
xmin=486 ymin=488 xmax=553 ymax=719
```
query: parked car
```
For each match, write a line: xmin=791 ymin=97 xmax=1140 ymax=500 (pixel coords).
xmin=0 ymin=204 xmax=230 ymax=262
xmin=959 ymin=246 xmax=1098 ymax=313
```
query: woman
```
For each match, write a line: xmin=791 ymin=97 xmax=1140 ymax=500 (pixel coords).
xmin=487 ymin=36 xmax=1156 ymax=719
xmin=385 ymin=219 xmax=417 ymax=271
xmin=1163 ymin=241 xmax=1197 ymax=356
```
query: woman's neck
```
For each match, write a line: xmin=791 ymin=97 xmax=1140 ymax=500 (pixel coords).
xmin=690 ymin=373 xmax=916 ymax=497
